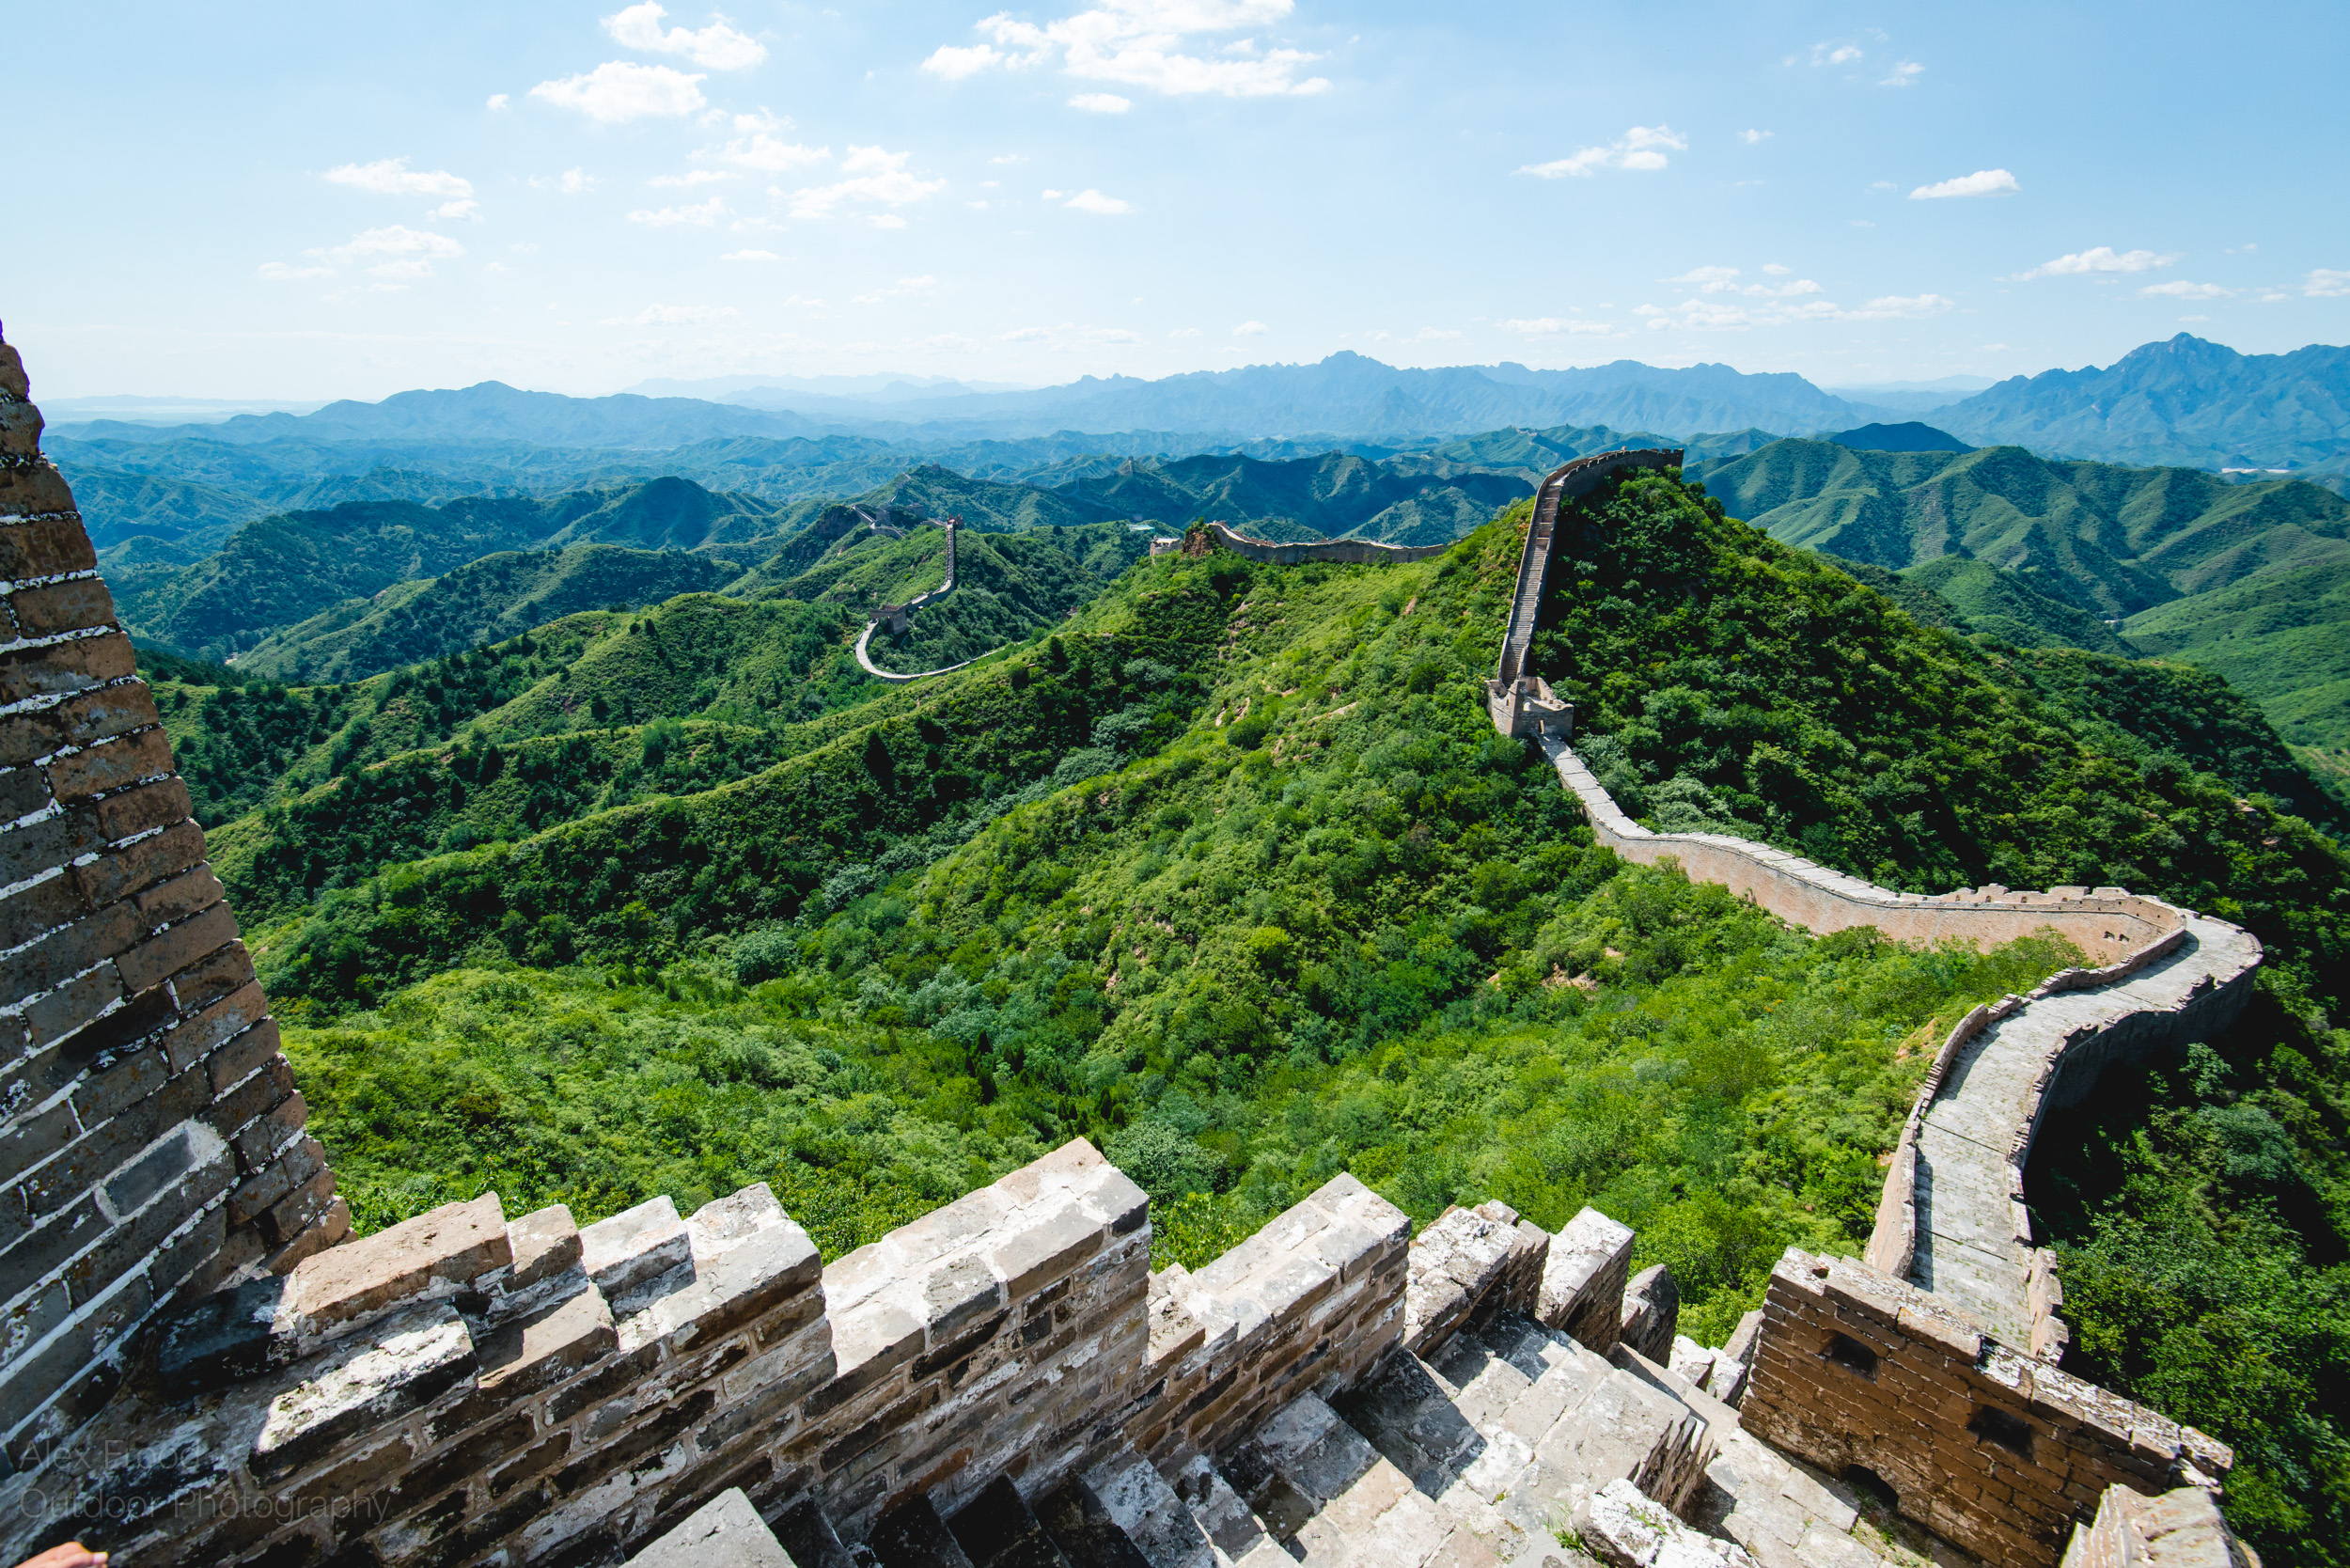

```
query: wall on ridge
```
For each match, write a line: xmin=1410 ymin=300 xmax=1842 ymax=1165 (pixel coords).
xmin=1203 ymin=522 xmax=1447 ymax=566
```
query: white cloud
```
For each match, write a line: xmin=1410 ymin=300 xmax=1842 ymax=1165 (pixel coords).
xmin=1504 ymin=317 xmax=1621 ymax=337
xmin=1233 ymin=320 xmax=1269 ymax=336
xmin=1060 ymin=187 xmax=1135 ymax=214
xmin=604 ymin=3 xmax=766 ymax=70
xmin=1518 ymin=125 xmax=1685 ymax=180
xmin=1071 ymin=92 xmax=1132 ymax=112
xmin=1738 ymin=129 xmax=1772 ymax=144
xmin=1169 ymin=326 xmax=1202 ymax=337
xmin=2305 ymin=268 xmax=2350 ymax=297
xmin=1661 ymin=265 xmax=1821 ymax=299
xmin=607 ymin=303 xmax=742 ymax=325
xmin=324 ymin=158 xmax=475 ymax=200
xmin=1635 ymin=289 xmax=1950 ymax=331
xmin=487 ymin=93 xmax=510 ymax=110
xmin=530 ymin=168 xmax=600 ymax=196
xmin=431 ymin=199 xmax=479 ymax=220
xmin=2178 ymin=314 xmax=2210 ymax=322
xmin=308 ymin=226 xmax=466 ymax=264
xmin=258 ymin=261 xmax=335 ymax=281
xmin=1881 ymin=60 xmax=1923 ymax=86
xmin=1762 ymin=262 xmax=1791 ymax=274
xmin=2016 ymin=246 xmax=2176 ymax=278
xmin=926 ymin=0 xmax=1330 ymax=99
xmin=988 ymin=153 xmax=1027 ymax=165
xmin=870 ymin=212 xmax=908 ymax=228
xmin=923 ymin=42 xmax=1011 ymax=80
xmin=531 ymin=61 xmax=707 ymax=122
xmin=1847 ymin=292 xmax=1953 ymax=319
xmin=854 ymin=274 xmax=940 ymax=304
xmin=1413 ymin=327 xmax=1461 ymax=340
xmin=2139 ymin=280 xmax=2233 ymax=299
xmin=626 ymin=196 xmax=729 ymax=226
xmin=1909 ymin=168 xmax=2018 ymax=199
xmin=368 ymin=258 xmax=438 ymax=279
xmin=720 ymin=248 xmax=779 ymax=260
xmin=651 ymin=169 xmax=736 ymax=186
xmin=1811 ymin=41 xmax=1864 ymax=66
xmin=790 ymin=146 xmax=945 ymax=219
xmin=697 ymin=109 xmax=828 ymax=172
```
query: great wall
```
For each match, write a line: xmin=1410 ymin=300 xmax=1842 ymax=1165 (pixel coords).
xmin=0 ymin=323 xmax=2260 ymax=1568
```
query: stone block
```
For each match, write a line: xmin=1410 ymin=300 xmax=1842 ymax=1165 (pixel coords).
xmin=8 ymin=577 xmax=118 ymax=638
xmin=1540 ymin=1205 xmax=1635 ymax=1351
xmin=623 ymin=1485 xmax=794 ymax=1567
xmin=290 ymin=1191 xmax=509 ymax=1342
xmin=638 ymin=1208 xmax=822 ymax=1352
xmin=157 ymin=1273 xmax=296 ymax=1392
xmin=582 ymin=1193 xmax=692 ymax=1299
xmin=117 ymin=899 xmax=238 ymax=993
xmin=1619 ymin=1264 xmax=1679 ymax=1364
xmin=45 ymin=725 xmax=173 ymax=807
xmin=988 ymin=1201 xmax=1104 ymax=1300
xmin=250 ymin=1303 xmax=478 ymax=1482
xmin=509 ymin=1202 xmax=582 ymax=1290
xmin=0 ymin=632 xmax=133 ymax=705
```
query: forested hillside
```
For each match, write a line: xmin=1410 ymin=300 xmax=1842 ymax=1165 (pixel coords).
xmin=119 ymin=458 xmax=2345 ymax=1560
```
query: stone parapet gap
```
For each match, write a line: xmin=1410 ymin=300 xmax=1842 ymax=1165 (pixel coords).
xmin=2060 ymin=1482 xmax=2255 ymax=1568
xmin=1740 ymin=1247 xmax=2232 ymax=1568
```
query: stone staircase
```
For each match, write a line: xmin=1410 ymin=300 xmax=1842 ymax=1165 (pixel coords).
xmin=629 ymin=1307 xmax=1825 ymax=1568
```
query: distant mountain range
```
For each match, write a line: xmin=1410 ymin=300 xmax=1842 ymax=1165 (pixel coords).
xmin=51 ymin=337 xmax=2350 ymax=476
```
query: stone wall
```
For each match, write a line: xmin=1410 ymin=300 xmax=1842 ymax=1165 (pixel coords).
xmin=0 ymin=324 xmax=343 ymax=1477
xmin=1739 ymin=1248 xmax=2231 ymax=1568
xmin=1202 ymin=522 xmax=1449 ymax=566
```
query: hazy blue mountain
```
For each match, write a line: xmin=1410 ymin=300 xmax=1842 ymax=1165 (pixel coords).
xmin=68 ymin=465 xmax=270 ymax=546
xmin=1935 ymin=334 xmax=2350 ymax=469
xmin=1825 ymin=422 xmax=1973 ymax=453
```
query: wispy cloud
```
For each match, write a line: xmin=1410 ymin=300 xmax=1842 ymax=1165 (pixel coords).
xmin=2138 ymin=280 xmax=2233 ymax=299
xmin=1661 ymin=265 xmax=1822 ymax=299
xmin=1048 ymin=187 xmax=1135 ymax=214
xmin=1503 ymin=317 xmax=1622 ymax=337
xmin=922 ymin=0 xmax=1330 ymax=99
xmin=531 ymin=168 xmax=601 ymax=196
xmin=650 ymin=169 xmax=735 ymax=187
xmin=695 ymin=109 xmax=828 ymax=173
xmin=1909 ymin=168 xmax=2018 ymax=199
xmin=1232 ymin=320 xmax=1269 ymax=336
xmin=2305 ymin=268 xmax=2350 ymax=297
xmin=1880 ymin=60 xmax=1923 ymax=86
xmin=787 ymin=146 xmax=944 ymax=220
xmin=1737 ymin=129 xmax=1772 ymax=145
xmin=258 ymin=261 xmax=336 ymax=281
xmin=1635 ymin=288 xmax=1950 ymax=331
xmin=531 ymin=61 xmax=708 ymax=121
xmin=605 ymin=303 xmax=742 ymax=325
xmin=854 ymin=274 xmax=940 ymax=304
xmin=720 ymin=248 xmax=778 ymax=260
xmin=604 ymin=3 xmax=766 ymax=70
xmin=2014 ymin=246 xmax=2176 ymax=278
xmin=1070 ymin=92 xmax=1132 ymax=113
xmin=323 ymin=158 xmax=474 ymax=201
xmin=626 ymin=196 xmax=729 ymax=226
xmin=1518 ymin=124 xmax=1686 ymax=180
xmin=308 ymin=226 xmax=465 ymax=265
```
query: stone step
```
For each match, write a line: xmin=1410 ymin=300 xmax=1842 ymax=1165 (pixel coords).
xmin=868 ymin=1496 xmax=979 ymax=1568
xmin=769 ymin=1498 xmax=863 ymax=1568
xmin=945 ymin=1475 xmax=1078 ymax=1568
xmin=1169 ymin=1450 xmax=1298 ymax=1568
xmin=1033 ymin=1469 xmax=1161 ymax=1568
xmin=1216 ymin=1391 xmax=1480 ymax=1567
xmin=626 ymin=1488 xmax=799 ymax=1568
xmin=1079 ymin=1449 xmax=1222 ymax=1568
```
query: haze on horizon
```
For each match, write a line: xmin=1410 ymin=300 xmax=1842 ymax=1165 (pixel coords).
xmin=7 ymin=0 xmax=2346 ymax=402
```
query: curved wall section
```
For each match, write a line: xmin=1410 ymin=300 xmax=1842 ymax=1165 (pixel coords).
xmin=1202 ymin=522 xmax=1448 ymax=566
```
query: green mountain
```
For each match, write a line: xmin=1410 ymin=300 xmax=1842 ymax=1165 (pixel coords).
xmin=232 ymin=543 xmax=745 ymax=684
xmin=1050 ymin=450 xmax=1531 ymax=544
xmin=1900 ymin=557 xmax=2135 ymax=654
xmin=1694 ymin=436 xmax=2350 ymax=748
xmin=117 ymin=478 xmax=784 ymax=658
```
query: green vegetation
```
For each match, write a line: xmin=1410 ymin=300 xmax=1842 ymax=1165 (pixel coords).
xmin=97 ymin=459 xmax=2346 ymax=1562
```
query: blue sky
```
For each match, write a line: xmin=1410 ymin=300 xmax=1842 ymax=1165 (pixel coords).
xmin=9 ymin=1 xmax=2347 ymax=400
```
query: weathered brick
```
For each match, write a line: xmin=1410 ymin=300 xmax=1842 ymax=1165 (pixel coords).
xmin=117 ymin=900 xmax=239 ymax=992
xmin=209 ymin=1054 xmax=292 ymax=1141
xmin=45 ymin=726 xmax=174 ymax=804
xmin=206 ymin=1016 xmax=285 ymax=1096
xmin=55 ymin=978 xmax=177 ymax=1064
xmin=91 ymin=776 xmax=191 ymax=840
xmin=68 ymin=818 xmax=203 ymax=909
xmin=234 ymin=1083 xmax=306 ymax=1169
xmin=0 ymin=399 xmax=41 ymax=463
xmin=163 ymin=979 xmax=269 ymax=1074
xmin=21 ymin=1063 xmax=211 ymax=1216
xmin=0 ymin=901 xmax=138 ymax=999
xmin=0 ymin=871 xmax=87 ymax=949
xmin=66 ymin=1134 xmax=232 ymax=1307
xmin=0 ymin=632 xmax=134 ymax=706
xmin=2 ymin=1096 xmax=82 ymax=1187
xmin=258 ymin=1165 xmax=337 ymax=1246
xmin=132 ymin=863 xmax=225 ymax=928
xmin=0 ymin=762 xmax=51 ymax=823
xmin=290 ymin=1192 xmax=509 ymax=1339
xmin=165 ymin=936 xmax=254 ymax=1012
xmin=0 ymin=346 xmax=27 ymax=400
xmin=8 ymin=577 xmax=118 ymax=637
xmin=0 ymin=491 xmax=93 ymax=557
xmin=229 ymin=1144 xmax=308 ymax=1228
xmin=67 ymin=1043 xmax=168 ymax=1127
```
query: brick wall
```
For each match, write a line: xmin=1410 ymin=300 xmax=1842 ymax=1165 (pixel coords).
xmin=1740 ymin=1248 xmax=2231 ymax=1568
xmin=0 ymin=324 xmax=344 ymax=1477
